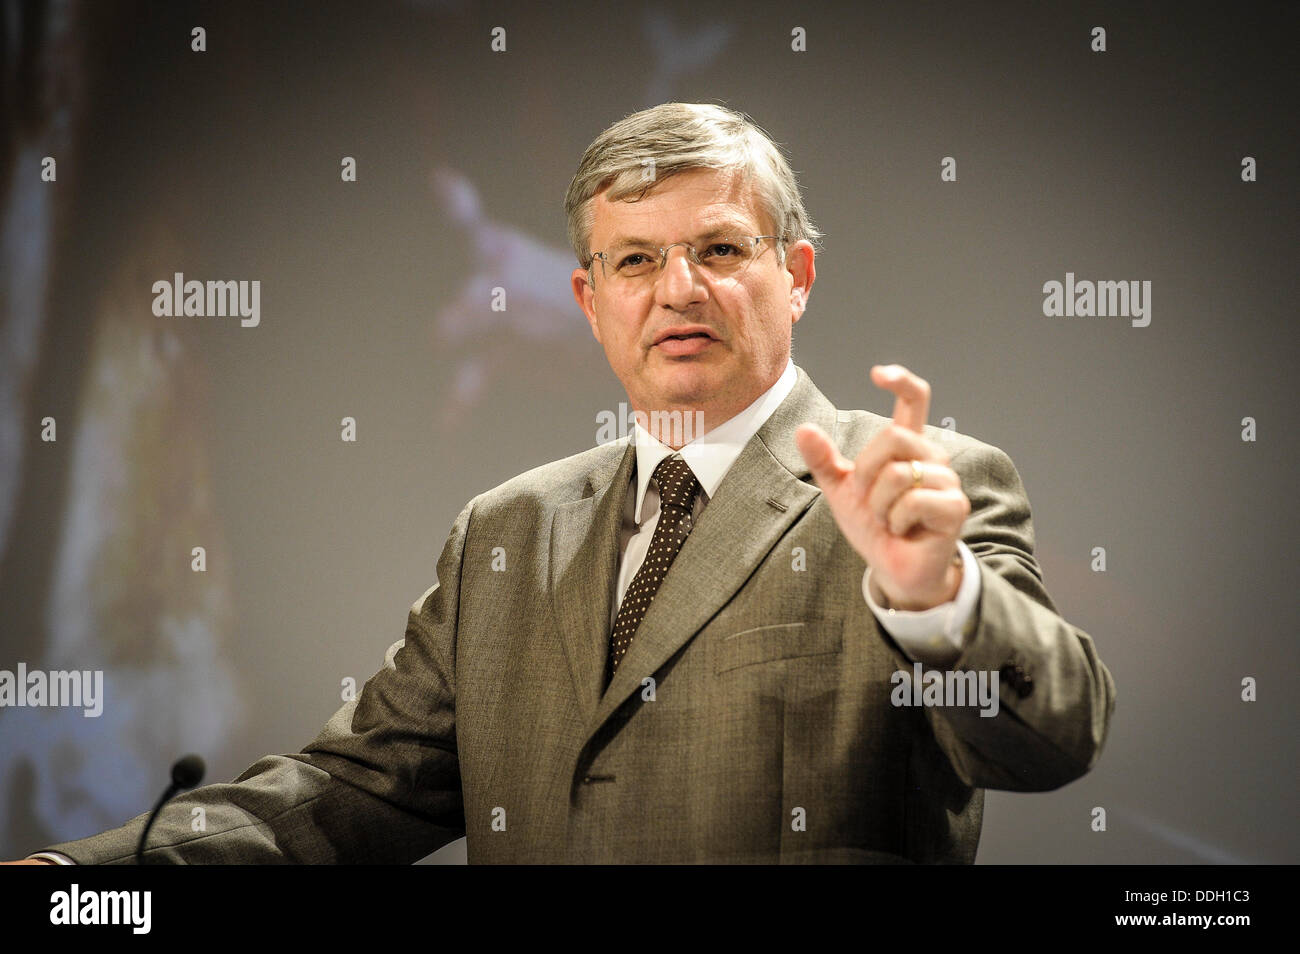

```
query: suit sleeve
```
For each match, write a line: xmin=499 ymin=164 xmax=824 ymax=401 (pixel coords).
xmin=38 ymin=501 xmax=476 ymax=864
xmin=878 ymin=442 xmax=1116 ymax=792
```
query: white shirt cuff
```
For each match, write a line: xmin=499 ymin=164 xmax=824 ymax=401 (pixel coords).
xmin=27 ymin=851 xmax=76 ymax=865
xmin=862 ymin=540 xmax=981 ymax=663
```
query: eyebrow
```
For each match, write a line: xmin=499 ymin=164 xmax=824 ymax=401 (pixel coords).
xmin=605 ymin=224 xmax=757 ymax=250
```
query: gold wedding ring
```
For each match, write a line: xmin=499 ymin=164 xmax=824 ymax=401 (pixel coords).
xmin=910 ymin=459 xmax=924 ymax=488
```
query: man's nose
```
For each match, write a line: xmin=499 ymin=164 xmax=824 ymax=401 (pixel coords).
xmin=655 ymin=245 xmax=708 ymax=307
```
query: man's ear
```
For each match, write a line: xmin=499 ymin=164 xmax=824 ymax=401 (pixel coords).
xmin=571 ymin=266 xmax=602 ymax=342
xmin=785 ymin=240 xmax=815 ymax=323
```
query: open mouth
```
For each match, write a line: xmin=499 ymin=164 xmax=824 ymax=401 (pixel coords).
xmin=654 ymin=332 xmax=716 ymax=355
xmin=653 ymin=325 xmax=718 ymax=346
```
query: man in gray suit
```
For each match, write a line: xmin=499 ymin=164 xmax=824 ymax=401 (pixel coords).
xmin=15 ymin=102 xmax=1114 ymax=865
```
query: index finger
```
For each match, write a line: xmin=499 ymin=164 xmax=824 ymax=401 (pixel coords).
xmin=871 ymin=364 xmax=930 ymax=433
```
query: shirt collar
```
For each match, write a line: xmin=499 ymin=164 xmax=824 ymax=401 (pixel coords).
xmin=630 ymin=357 xmax=797 ymax=524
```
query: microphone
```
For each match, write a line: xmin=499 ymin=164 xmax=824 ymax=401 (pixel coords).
xmin=135 ymin=754 xmax=205 ymax=865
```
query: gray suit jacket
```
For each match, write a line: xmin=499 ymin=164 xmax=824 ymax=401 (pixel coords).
xmin=46 ymin=365 xmax=1115 ymax=864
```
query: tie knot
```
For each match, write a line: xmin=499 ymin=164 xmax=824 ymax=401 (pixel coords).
xmin=652 ymin=454 xmax=700 ymax=514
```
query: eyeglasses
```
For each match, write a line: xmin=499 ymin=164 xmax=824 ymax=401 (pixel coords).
xmin=590 ymin=235 xmax=784 ymax=286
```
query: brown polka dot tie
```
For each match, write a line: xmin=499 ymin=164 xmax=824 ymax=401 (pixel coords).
xmin=606 ymin=454 xmax=701 ymax=684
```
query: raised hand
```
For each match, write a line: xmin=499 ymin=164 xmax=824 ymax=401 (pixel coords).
xmin=795 ymin=364 xmax=970 ymax=611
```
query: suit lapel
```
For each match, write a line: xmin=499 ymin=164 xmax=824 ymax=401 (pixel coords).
xmin=549 ymin=438 xmax=636 ymax=728
xmin=586 ymin=366 xmax=842 ymax=738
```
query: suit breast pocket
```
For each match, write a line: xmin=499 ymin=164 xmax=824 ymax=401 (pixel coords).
xmin=713 ymin=620 xmax=842 ymax=674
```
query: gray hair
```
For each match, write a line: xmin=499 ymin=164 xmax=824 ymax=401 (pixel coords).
xmin=564 ymin=102 xmax=822 ymax=271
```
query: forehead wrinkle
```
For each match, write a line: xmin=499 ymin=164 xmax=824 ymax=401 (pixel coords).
xmin=591 ymin=168 xmax=766 ymax=253
xmin=605 ymin=220 xmax=761 ymax=252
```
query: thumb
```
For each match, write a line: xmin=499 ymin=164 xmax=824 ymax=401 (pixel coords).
xmin=795 ymin=423 xmax=850 ymax=492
